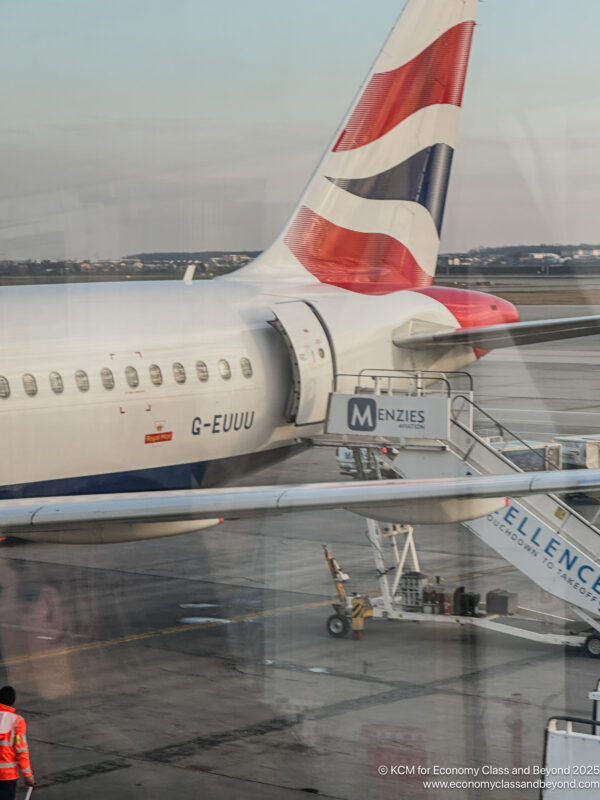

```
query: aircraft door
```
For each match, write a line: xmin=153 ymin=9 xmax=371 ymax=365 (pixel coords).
xmin=270 ymin=301 xmax=335 ymax=425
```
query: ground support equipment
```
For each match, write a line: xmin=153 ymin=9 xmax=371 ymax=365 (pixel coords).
xmin=310 ymin=369 xmax=600 ymax=656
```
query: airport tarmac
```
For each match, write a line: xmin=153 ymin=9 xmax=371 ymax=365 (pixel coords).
xmin=1 ymin=304 xmax=600 ymax=800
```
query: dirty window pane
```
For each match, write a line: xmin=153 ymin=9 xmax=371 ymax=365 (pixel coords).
xmin=2 ymin=6 xmax=594 ymax=799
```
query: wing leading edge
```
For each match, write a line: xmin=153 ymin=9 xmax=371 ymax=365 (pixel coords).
xmin=393 ymin=314 xmax=600 ymax=350
xmin=3 ymin=469 xmax=600 ymax=543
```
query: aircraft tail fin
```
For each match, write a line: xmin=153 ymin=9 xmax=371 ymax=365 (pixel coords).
xmin=231 ymin=0 xmax=479 ymax=294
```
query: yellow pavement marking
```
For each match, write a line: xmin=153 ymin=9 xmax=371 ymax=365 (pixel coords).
xmin=0 ymin=599 xmax=333 ymax=667
xmin=1 ymin=564 xmax=517 ymax=667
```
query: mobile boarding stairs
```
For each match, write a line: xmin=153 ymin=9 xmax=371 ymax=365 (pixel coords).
xmin=310 ymin=370 xmax=600 ymax=657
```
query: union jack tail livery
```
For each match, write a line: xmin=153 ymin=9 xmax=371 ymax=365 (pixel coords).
xmin=6 ymin=0 xmax=600 ymax=570
xmin=235 ymin=0 xmax=478 ymax=294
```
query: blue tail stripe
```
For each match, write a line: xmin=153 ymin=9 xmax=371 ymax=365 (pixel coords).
xmin=327 ymin=143 xmax=454 ymax=235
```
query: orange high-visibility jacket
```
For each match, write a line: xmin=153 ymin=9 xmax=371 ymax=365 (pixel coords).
xmin=0 ymin=703 xmax=34 ymax=782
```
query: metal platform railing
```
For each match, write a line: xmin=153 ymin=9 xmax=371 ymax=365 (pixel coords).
xmin=334 ymin=368 xmax=473 ymax=397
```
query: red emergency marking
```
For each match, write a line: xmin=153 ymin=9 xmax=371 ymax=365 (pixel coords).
xmin=145 ymin=431 xmax=173 ymax=444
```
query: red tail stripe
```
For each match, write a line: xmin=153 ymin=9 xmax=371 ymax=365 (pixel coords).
xmin=334 ymin=21 xmax=475 ymax=153
xmin=284 ymin=207 xmax=433 ymax=295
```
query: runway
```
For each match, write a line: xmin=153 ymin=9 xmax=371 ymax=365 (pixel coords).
xmin=1 ymin=304 xmax=600 ymax=799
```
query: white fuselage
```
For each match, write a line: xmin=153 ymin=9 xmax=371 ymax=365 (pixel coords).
xmin=0 ymin=278 xmax=468 ymax=498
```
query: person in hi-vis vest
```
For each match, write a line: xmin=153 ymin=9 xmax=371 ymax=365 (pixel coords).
xmin=0 ymin=686 xmax=35 ymax=799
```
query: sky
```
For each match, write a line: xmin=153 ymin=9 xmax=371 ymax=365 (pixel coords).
xmin=1 ymin=0 xmax=600 ymax=259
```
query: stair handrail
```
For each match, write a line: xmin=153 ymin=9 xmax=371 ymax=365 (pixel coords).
xmin=450 ymin=397 xmax=600 ymax=544
xmin=450 ymin=394 xmax=561 ymax=470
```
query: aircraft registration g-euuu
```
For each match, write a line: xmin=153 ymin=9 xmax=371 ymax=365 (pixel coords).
xmin=4 ymin=0 xmax=600 ymax=544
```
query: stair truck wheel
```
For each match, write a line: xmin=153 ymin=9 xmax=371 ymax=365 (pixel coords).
xmin=584 ymin=634 xmax=600 ymax=658
xmin=326 ymin=613 xmax=349 ymax=638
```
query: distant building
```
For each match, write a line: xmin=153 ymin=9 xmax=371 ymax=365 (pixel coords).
xmin=528 ymin=253 xmax=561 ymax=262
xmin=575 ymin=248 xmax=600 ymax=259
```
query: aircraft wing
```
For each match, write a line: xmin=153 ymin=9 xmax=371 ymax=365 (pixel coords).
xmin=393 ymin=314 xmax=600 ymax=350
xmin=3 ymin=468 xmax=600 ymax=543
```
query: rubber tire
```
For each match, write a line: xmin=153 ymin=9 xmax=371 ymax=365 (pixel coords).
xmin=585 ymin=634 xmax=600 ymax=658
xmin=326 ymin=613 xmax=350 ymax=638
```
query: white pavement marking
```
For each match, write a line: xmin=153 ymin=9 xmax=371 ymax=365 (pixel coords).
xmin=483 ymin=408 xmax=600 ymax=424
xmin=485 ymin=350 xmax=600 ymax=365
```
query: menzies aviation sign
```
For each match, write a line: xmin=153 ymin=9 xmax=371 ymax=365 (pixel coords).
xmin=326 ymin=394 xmax=450 ymax=440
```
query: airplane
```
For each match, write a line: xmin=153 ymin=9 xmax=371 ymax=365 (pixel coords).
xmin=3 ymin=0 xmax=600 ymax=545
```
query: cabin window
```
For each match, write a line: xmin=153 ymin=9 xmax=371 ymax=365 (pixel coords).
xmin=149 ymin=364 xmax=163 ymax=386
xmin=172 ymin=362 xmax=186 ymax=384
xmin=0 ymin=376 xmax=10 ymax=399
xmin=49 ymin=371 xmax=64 ymax=394
xmin=218 ymin=359 xmax=231 ymax=380
xmin=101 ymin=368 xmax=115 ymax=390
xmin=125 ymin=366 xmax=139 ymax=388
xmin=75 ymin=369 xmax=90 ymax=392
xmin=195 ymin=361 xmax=209 ymax=382
xmin=240 ymin=357 xmax=253 ymax=379
xmin=23 ymin=374 xmax=38 ymax=396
